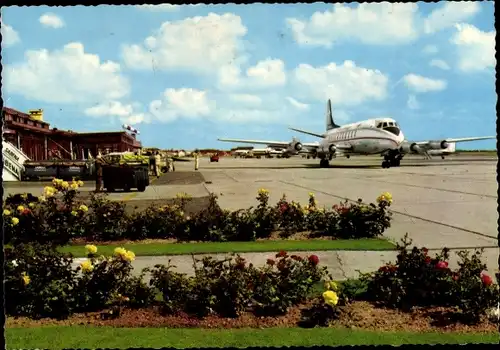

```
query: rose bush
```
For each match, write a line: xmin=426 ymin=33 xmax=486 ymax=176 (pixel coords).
xmin=3 ymin=180 xmax=393 ymax=245
xmin=148 ymin=251 xmax=327 ymax=318
xmin=4 ymin=243 xmax=151 ymax=320
xmin=359 ymin=234 xmax=499 ymax=323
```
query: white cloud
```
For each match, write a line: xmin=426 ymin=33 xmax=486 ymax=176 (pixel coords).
xmin=451 ymin=23 xmax=496 ymax=72
xmin=122 ymin=13 xmax=248 ymax=74
xmin=135 ymin=4 xmax=180 ymax=11
xmin=407 ymin=94 xmax=420 ymax=110
xmin=429 ymin=59 xmax=450 ymax=70
xmin=292 ymin=60 xmax=389 ymax=106
xmin=286 ymin=97 xmax=309 ymax=111
xmin=403 ymin=73 xmax=447 ymax=93
xmin=149 ymin=88 xmax=215 ymax=123
xmin=39 ymin=13 xmax=65 ymax=29
xmin=286 ymin=3 xmax=419 ymax=48
xmin=228 ymin=94 xmax=262 ymax=106
xmin=422 ymin=44 xmax=438 ymax=55
xmin=4 ymin=42 xmax=130 ymax=104
xmin=423 ymin=2 xmax=480 ymax=34
xmin=1 ymin=22 xmax=20 ymax=47
xmin=218 ymin=58 xmax=286 ymax=90
xmin=84 ymin=101 xmax=147 ymax=124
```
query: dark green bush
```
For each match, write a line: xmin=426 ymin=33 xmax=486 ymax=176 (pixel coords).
xmin=359 ymin=234 xmax=498 ymax=323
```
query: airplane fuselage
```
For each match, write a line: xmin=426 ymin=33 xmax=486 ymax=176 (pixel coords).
xmin=315 ymin=118 xmax=405 ymax=158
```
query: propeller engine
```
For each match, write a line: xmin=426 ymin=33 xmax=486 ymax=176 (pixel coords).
xmin=288 ymin=137 xmax=303 ymax=154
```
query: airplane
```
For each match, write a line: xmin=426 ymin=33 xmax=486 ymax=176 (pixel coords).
xmin=219 ymin=137 xmax=319 ymax=158
xmin=218 ymin=99 xmax=496 ymax=169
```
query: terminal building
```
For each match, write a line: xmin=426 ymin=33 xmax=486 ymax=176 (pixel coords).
xmin=2 ymin=106 xmax=142 ymax=181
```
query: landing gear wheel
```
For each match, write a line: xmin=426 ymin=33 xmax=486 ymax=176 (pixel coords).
xmin=320 ymin=159 xmax=329 ymax=168
xmin=391 ymin=159 xmax=401 ymax=167
xmin=382 ymin=161 xmax=390 ymax=169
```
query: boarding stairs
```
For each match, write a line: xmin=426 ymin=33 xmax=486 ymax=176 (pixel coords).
xmin=2 ymin=140 xmax=30 ymax=181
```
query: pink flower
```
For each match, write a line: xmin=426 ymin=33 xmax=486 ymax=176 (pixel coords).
xmin=308 ymin=255 xmax=319 ymax=266
xmin=481 ymin=273 xmax=493 ymax=286
xmin=435 ymin=261 xmax=448 ymax=269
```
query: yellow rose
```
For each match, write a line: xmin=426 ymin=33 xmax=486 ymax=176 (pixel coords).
xmin=38 ymin=195 xmax=46 ymax=202
xmin=85 ymin=244 xmax=98 ymax=254
xmin=79 ymin=205 xmax=89 ymax=212
xmin=114 ymin=247 xmax=128 ymax=259
xmin=3 ymin=209 xmax=11 ymax=216
xmin=71 ymin=210 xmax=78 ymax=216
xmin=258 ymin=188 xmax=269 ymax=195
xmin=21 ymin=273 xmax=30 ymax=286
xmin=21 ymin=193 xmax=28 ymax=199
xmin=11 ymin=217 xmax=19 ymax=225
xmin=124 ymin=251 xmax=135 ymax=262
xmin=323 ymin=290 xmax=339 ymax=306
xmin=61 ymin=181 xmax=69 ymax=188
xmin=44 ymin=186 xmax=56 ymax=197
xmin=70 ymin=183 xmax=79 ymax=190
xmin=80 ymin=260 xmax=93 ymax=272
xmin=17 ymin=205 xmax=25 ymax=212
xmin=308 ymin=192 xmax=315 ymax=197
xmin=325 ymin=281 xmax=338 ymax=291
xmin=28 ymin=202 xmax=36 ymax=208
xmin=77 ymin=180 xmax=84 ymax=187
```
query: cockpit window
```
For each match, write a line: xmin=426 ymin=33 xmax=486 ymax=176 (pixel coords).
xmin=382 ymin=122 xmax=388 ymax=128
xmin=376 ymin=123 xmax=382 ymax=128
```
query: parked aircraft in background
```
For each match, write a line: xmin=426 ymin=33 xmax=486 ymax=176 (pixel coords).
xmin=219 ymin=100 xmax=495 ymax=168
xmin=219 ymin=137 xmax=319 ymax=158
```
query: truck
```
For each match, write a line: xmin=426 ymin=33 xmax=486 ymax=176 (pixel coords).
xmin=100 ymin=152 xmax=150 ymax=192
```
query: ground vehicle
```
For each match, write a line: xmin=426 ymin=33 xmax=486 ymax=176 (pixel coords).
xmin=101 ymin=153 xmax=150 ymax=192
xmin=210 ymin=154 xmax=220 ymax=162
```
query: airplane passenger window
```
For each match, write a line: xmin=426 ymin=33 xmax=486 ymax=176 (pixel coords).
xmin=376 ymin=123 xmax=382 ymax=128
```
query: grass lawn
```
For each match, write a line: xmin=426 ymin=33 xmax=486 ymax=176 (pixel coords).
xmin=59 ymin=238 xmax=395 ymax=257
xmin=7 ymin=326 xmax=499 ymax=349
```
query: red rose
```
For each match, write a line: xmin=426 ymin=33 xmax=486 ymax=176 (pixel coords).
xmin=266 ymin=258 xmax=275 ymax=266
xmin=424 ymin=256 xmax=432 ymax=264
xmin=308 ymin=255 xmax=319 ymax=265
xmin=389 ymin=265 xmax=398 ymax=272
xmin=290 ymin=255 xmax=302 ymax=261
xmin=22 ymin=208 xmax=31 ymax=215
xmin=435 ymin=261 xmax=448 ymax=269
xmin=452 ymin=273 xmax=459 ymax=281
xmin=481 ymin=273 xmax=493 ymax=286
xmin=276 ymin=250 xmax=287 ymax=258
xmin=280 ymin=204 xmax=288 ymax=213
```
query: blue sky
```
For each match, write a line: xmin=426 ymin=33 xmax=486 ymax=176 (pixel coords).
xmin=1 ymin=2 xmax=496 ymax=150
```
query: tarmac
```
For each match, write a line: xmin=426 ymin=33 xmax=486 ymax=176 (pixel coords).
xmin=4 ymin=154 xmax=499 ymax=279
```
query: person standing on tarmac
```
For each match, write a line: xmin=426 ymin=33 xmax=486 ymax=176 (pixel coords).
xmin=95 ymin=151 xmax=104 ymax=192
xmin=194 ymin=152 xmax=199 ymax=171
xmin=154 ymin=151 xmax=162 ymax=178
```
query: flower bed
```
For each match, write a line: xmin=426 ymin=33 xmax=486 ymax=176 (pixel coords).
xmin=3 ymin=179 xmax=393 ymax=245
xmin=5 ymin=238 xmax=499 ymax=331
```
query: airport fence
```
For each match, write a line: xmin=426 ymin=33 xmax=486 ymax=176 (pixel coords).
xmin=3 ymin=179 xmax=393 ymax=246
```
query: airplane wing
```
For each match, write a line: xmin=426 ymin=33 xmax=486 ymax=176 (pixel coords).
xmin=413 ymin=136 xmax=496 ymax=146
xmin=401 ymin=136 xmax=495 ymax=159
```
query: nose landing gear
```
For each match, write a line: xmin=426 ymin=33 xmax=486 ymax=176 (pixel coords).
xmin=382 ymin=153 xmax=402 ymax=169
xmin=319 ymin=159 xmax=330 ymax=168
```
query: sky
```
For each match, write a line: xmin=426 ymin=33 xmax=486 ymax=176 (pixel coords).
xmin=1 ymin=2 xmax=497 ymax=150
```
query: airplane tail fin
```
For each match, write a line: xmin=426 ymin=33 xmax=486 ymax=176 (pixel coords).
xmin=326 ymin=99 xmax=340 ymax=131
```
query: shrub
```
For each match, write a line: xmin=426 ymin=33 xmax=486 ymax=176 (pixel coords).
xmin=299 ymin=278 xmax=347 ymax=328
xmin=181 ymin=193 xmax=228 ymax=242
xmin=84 ymin=192 xmax=129 ymax=241
xmin=126 ymin=202 xmax=187 ymax=241
xmin=4 ymin=243 xmax=78 ymax=319
xmin=250 ymin=251 xmax=328 ymax=316
xmin=4 ymin=179 xmax=88 ymax=246
xmin=74 ymin=246 xmax=138 ymax=312
xmin=360 ymin=234 xmax=499 ymax=323
xmin=331 ymin=194 xmax=392 ymax=239
xmin=148 ymin=251 xmax=328 ymax=318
